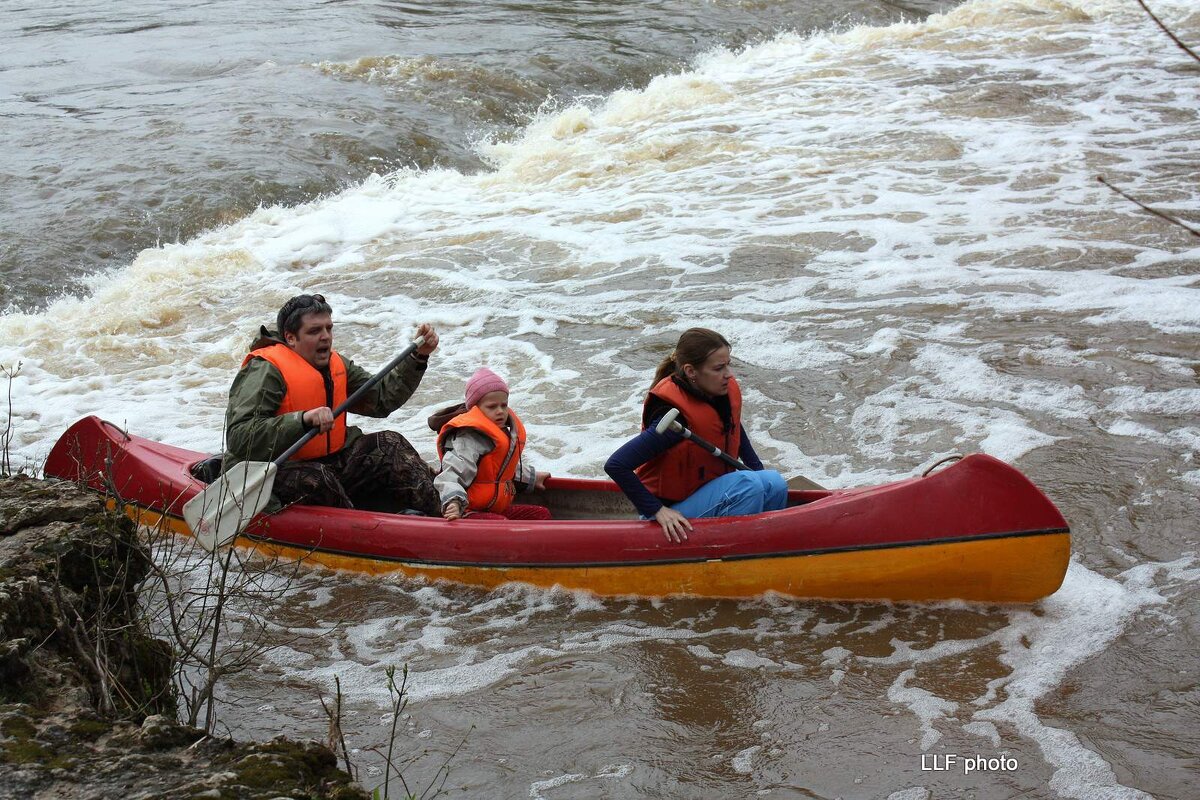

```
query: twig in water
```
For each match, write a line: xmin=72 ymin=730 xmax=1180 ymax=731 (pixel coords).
xmin=319 ymin=675 xmax=357 ymax=782
xmin=1 ymin=361 xmax=21 ymax=477
xmin=1135 ymin=0 xmax=1200 ymax=65
xmin=381 ymin=665 xmax=413 ymax=800
xmin=1097 ymin=176 xmax=1200 ymax=239
xmin=418 ymin=725 xmax=471 ymax=800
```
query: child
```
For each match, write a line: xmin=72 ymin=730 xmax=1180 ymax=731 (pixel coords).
xmin=434 ymin=367 xmax=551 ymax=521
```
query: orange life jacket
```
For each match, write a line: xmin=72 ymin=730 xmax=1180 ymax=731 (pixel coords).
xmin=244 ymin=343 xmax=348 ymax=461
xmin=635 ymin=376 xmax=742 ymax=503
xmin=437 ymin=407 xmax=527 ymax=514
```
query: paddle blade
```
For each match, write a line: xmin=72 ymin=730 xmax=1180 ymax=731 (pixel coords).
xmin=183 ymin=460 xmax=278 ymax=552
xmin=786 ymin=474 xmax=825 ymax=491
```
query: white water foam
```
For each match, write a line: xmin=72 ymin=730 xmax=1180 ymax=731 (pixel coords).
xmin=732 ymin=744 xmax=761 ymax=774
xmin=887 ymin=789 xmax=931 ymax=800
xmin=528 ymin=763 xmax=633 ymax=799
xmin=216 ymin=536 xmax=1197 ymax=799
xmin=887 ymin=668 xmax=959 ymax=751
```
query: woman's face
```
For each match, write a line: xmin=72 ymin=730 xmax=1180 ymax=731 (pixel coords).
xmin=685 ymin=346 xmax=733 ymax=396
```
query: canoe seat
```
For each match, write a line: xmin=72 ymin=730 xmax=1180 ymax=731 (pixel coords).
xmin=190 ymin=456 xmax=223 ymax=484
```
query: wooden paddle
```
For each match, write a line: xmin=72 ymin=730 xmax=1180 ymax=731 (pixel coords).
xmin=184 ymin=336 xmax=426 ymax=552
xmin=654 ymin=408 xmax=824 ymax=490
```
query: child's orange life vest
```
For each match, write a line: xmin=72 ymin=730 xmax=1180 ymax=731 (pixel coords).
xmin=437 ymin=406 xmax=527 ymax=513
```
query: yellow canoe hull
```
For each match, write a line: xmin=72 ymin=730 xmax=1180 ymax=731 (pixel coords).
xmin=127 ymin=503 xmax=1069 ymax=603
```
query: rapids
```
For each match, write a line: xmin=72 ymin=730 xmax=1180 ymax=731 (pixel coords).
xmin=2 ymin=0 xmax=1197 ymax=797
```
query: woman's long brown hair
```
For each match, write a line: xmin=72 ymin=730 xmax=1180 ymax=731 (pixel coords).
xmin=650 ymin=328 xmax=731 ymax=389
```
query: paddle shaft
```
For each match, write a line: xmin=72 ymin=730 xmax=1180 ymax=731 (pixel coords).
xmin=655 ymin=407 xmax=825 ymax=490
xmin=676 ymin=428 xmax=749 ymax=471
xmin=273 ymin=336 xmax=425 ymax=465
xmin=655 ymin=408 xmax=750 ymax=472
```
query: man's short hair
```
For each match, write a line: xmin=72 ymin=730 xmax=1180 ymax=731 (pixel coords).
xmin=276 ymin=294 xmax=333 ymax=337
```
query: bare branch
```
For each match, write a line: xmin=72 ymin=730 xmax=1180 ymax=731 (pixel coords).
xmin=50 ymin=557 xmax=115 ymax=716
xmin=419 ymin=725 xmax=471 ymax=800
xmin=385 ymin=664 xmax=413 ymax=800
xmin=118 ymin=490 xmax=321 ymax=733
xmin=319 ymin=676 xmax=357 ymax=783
xmin=1097 ymin=176 xmax=1200 ymax=238
xmin=1 ymin=361 xmax=21 ymax=476
xmin=1136 ymin=0 xmax=1200 ymax=65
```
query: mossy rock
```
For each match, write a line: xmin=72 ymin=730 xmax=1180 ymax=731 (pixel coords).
xmin=0 ymin=737 xmax=52 ymax=765
xmin=0 ymin=709 xmax=67 ymax=767
xmin=0 ymin=476 xmax=101 ymax=536
xmin=0 ymin=477 xmax=366 ymax=799
xmin=138 ymin=715 xmax=204 ymax=750
xmin=0 ymin=712 xmax=36 ymax=741
xmin=223 ymin=737 xmax=365 ymax=798
xmin=69 ymin=716 xmax=111 ymax=739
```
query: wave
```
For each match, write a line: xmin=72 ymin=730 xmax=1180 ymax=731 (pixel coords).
xmin=312 ymin=54 xmax=546 ymax=108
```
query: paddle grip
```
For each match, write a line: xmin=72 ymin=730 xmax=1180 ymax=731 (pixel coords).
xmin=274 ymin=336 xmax=426 ymax=466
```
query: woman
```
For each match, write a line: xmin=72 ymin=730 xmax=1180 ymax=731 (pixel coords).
xmin=604 ymin=328 xmax=788 ymax=542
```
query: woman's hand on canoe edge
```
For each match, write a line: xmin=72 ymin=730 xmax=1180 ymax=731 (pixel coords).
xmin=654 ymin=507 xmax=692 ymax=543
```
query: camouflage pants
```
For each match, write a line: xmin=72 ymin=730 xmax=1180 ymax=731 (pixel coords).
xmin=273 ymin=431 xmax=440 ymax=516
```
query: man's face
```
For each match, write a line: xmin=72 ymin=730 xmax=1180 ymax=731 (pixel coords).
xmin=285 ymin=311 xmax=334 ymax=369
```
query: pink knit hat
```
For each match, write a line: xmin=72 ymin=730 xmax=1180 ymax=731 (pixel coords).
xmin=464 ymin=367 xmax=509 ymax=408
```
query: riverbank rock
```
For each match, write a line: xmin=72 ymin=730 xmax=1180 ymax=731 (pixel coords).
xmin=0 ymin=475 xmax=366 ymax=799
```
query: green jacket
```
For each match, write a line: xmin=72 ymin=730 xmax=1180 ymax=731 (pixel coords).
xmin=223 ymin=330 xmax=428 ymax=470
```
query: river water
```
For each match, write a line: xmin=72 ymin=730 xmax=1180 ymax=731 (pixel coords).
xmin=2 ymin=0 xmax=1198 ymax=798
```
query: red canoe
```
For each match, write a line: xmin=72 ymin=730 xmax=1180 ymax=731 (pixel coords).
xmin=44 ymin=416 xmax=1070 ymax=603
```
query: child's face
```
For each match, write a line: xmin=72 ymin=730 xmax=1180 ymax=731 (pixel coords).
xmin=476 ymin=391 xmax=510 ymax=427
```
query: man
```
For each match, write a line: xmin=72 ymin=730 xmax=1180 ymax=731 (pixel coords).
xmin=223 ymin=293 xmax=441 ymax=515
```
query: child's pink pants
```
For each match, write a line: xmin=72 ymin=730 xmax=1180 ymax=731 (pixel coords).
xmin=466 ymin=504 xmax=552 ymax=521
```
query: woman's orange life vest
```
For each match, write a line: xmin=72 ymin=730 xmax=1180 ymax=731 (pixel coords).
xmin=437 ymin=406 xmax=527 ymax=514
xmin=243 ymin=343 xmax=348 ymax=461
xmin=635 ymin=376 xmax=742 ymax=503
